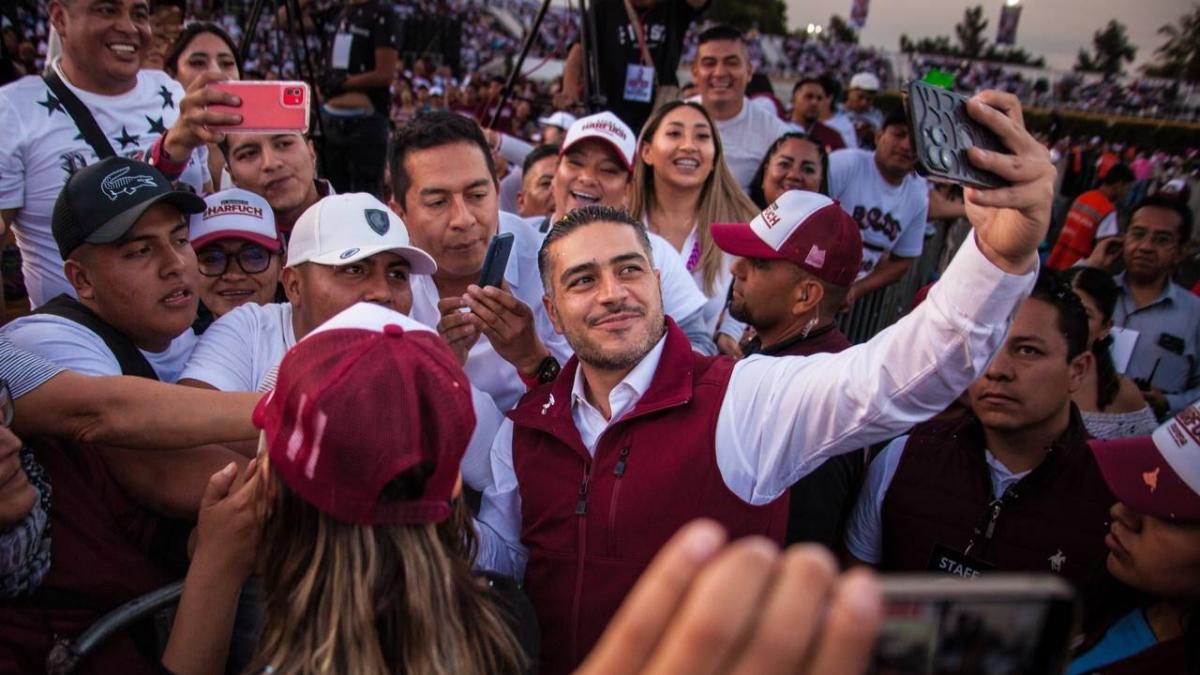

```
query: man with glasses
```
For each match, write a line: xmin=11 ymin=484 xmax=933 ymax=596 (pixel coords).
xmin=1085 ymin=195 xmax=1199 ymax=417
xmin=179 ymin=192 xmax=435 ymax=393
xmin=189 ymin=188 xmax=284 ymax=333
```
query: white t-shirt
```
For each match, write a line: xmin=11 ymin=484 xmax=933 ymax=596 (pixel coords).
xmin=827 ymin=149 xmax=929 ymax=280
xmin=843 ymin=435 xmax=1031 ymax=564
xmin=825 ymin=112 xmax=859 ymax=150
xmin=0 ymin=64 xmax=209 ymax=308
xmin=0 ymin=313 xmax=197 ymax=382
xmin=180 ymin=302 xmax=295 ymax=392
xmin=690 ymin=96 xmax=791 ymax=190
xmin=665 ymin=225 xmax=744 ymax=342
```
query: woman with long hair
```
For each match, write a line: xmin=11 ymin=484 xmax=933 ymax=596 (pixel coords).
xmin=1063 ymin=267 xmax=1159 ymax=439
xmin=163 ymin=22 xmax=242 ymax=191
xmin=628 ymin=100 xmax=760 ymax=356
xmin=748 ymin=132 xmax=829 ymax=208
xmin=161 ymin=308 xmax=530 ymax=675
xmin=1071 ymin=414 xmax=1200 ymax=673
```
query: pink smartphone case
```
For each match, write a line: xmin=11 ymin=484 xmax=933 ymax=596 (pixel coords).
xmin=209 ymin=81 xmax=311 ymax=134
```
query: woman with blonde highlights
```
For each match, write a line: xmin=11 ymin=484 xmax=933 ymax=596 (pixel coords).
xmin=629 ymin=101 xmax=760 ymax=356
xmin=160 ymin=307 xmax=530 ymax=675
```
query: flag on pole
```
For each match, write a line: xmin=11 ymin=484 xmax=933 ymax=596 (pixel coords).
xmin=996 ymin=0 xmax=1022 ymax=45
xmin=850 ymin=0 xmax=870 ymax=28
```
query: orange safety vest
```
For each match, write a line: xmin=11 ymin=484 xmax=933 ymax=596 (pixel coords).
xmin=1047 ymin=190 xmax=1116 ymax=270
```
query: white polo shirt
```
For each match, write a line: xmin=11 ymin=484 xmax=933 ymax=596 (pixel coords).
xmin=0 ymin=314 xmax=196 ymax=382
xmin=0 ymin=64 xmax=209 ymax=307
xmin=689 ymin=96 xmax=791 ymax=190
xmin=475 ymin=234 xmax=1037 ymax=578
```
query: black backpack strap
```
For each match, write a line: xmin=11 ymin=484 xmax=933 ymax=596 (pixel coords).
xmin=42 ymin=71 xmax=116 ymax=159
xmin=34 ymin=295 xmax=159 ymax=380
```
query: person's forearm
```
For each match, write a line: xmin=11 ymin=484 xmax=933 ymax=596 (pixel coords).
xmin=15 ymin=372 xmax=260 ymax=449
xmin=853 ymin=257 xmax=913 ymax=299
xmin=101 ymin=446 xmax=248 ymax=520
xmin=161 ymin=560 xmax=243 ymax=675
xmin=561 ymin=43 xmax=582 ymax=103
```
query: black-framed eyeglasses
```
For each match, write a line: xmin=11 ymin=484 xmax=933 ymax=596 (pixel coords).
xmin=0 ymin=379 xmax=13 ymax=429
xmin=196 ymin=244 xmax=275 ymax=277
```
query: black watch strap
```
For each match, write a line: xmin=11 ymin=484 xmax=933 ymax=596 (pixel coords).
xmin=536 ymin=355 xmax=561 ymax=384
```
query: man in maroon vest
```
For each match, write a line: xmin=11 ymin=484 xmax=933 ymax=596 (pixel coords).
xmin=475 ymin=90 xmax=1057 ymax=675
xmin=843 ymin=271 xmax=1115 ymax=623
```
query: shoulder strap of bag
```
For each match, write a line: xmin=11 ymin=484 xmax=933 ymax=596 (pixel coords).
xmin=621 ymin=0 xmax=655 ymax=68
xmin=43 ymin=70 xmax=116 ymax=159
xmin=35 ymin=295 xmax=159 ymax=380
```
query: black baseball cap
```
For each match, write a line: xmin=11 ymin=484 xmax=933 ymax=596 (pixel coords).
xmin=52 ymin=156 xmax=206 ymax=259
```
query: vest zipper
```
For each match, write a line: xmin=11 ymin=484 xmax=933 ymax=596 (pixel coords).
xmin=570 ymin=460 xmax=594 ymax=665
xmin=608 ymin=444 xmax=631 ymax=555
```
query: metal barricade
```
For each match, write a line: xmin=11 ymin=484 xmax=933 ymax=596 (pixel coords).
xmin=838 ymin=218 xmax=972 ymax=344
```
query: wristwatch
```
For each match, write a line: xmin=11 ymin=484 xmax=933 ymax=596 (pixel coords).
xmin=520 ymin=355 xmax=561 ymax=388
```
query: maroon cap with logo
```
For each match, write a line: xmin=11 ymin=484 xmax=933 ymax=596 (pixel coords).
xmin=712 ymin=190 xmax=863 ymax=287
xmin=253 ymin=304 xmax=475 ymax=525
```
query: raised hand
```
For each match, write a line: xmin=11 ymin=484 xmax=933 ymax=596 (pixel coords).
xmin=961 ymin=91 xmax=1057 ymax=275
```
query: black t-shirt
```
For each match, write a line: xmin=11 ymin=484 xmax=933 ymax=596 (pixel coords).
xmin=591 ymin=0 xmax=707 ymax=133
xmin=329 ymin=0 xmax=402 ymax=113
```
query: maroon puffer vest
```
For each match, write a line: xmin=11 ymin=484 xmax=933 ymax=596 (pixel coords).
xmin=880 ymin=410 xmax=1115 ymax=622
xmin=509 ymin=319 xmax=788 ymax=675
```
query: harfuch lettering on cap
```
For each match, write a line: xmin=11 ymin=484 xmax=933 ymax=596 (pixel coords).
xmin=204 ymin=202 xmax=264 ymax=220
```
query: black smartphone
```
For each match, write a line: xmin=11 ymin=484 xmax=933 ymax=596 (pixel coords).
xmin=905 ymin=80 xmax=1011 ymax=189
xmin=870 ymin=574 xmax=1079 ymax=675
xmin=478 ymin=232 xmax=515 ymax=288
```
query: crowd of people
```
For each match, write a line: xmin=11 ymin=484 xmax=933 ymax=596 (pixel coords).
xmin=0 ymin=0 xmax=1198 ymax=674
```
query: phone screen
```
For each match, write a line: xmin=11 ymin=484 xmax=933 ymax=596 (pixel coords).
xmin=871 ymin=576 xmax=1078 ymax=675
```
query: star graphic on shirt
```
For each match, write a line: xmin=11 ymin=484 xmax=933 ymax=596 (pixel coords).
xmin=145 ymin=115 xmax=168 ymax=135
xmin=38 ymin=91 xmax=66 ymax=116
xmin=113 ymin=126 xmax=140 ymax=149
xmin=157 ymin=85 xmax=175 ymax=109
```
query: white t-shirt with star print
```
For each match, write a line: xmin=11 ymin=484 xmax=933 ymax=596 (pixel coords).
xmin=0 ymin=63 xmax=208 ymax=308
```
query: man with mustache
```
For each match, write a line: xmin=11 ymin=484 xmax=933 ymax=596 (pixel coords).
xmin=827 ymin=109 xmax=930 ymax=304
xmin=474 ymin=90 xmax=1059 ymax=674
xmin=843 ymin=271 xmax=1116 ymax=629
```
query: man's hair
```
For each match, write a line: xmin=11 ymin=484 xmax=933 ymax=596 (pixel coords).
xmin=1029 ymin=269 xmax=1089 ymax=362
xmin=818 ymin=74 xmax=843 ymax=104
xmin=791 ymin=77 xmax=823 ymax=97
xmin=696 ymin=24 xmax=744 ymax=48
xmin=522 ymin=143 xmax=560 ymax=176
xmin=390 ymin=112 xmax=497 ymax=208
xmin=1101 ymin=163 xmax=1135 ymax=186
xmin=537 ymin=205 xmax=654 ymax=291
xmin=1131 ymin=192 xmax=1193 ymax=243
xmin=162 ymin=22 xmax=242 ymax=79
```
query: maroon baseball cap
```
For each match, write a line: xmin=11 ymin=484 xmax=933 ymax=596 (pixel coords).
xmin=1089 ymin=401 xmax=1200 ymax=522
xmin=712 ymin=190 xmax=863 ymax=287
xmin=253 ymin=303 xmax=475 ymax=525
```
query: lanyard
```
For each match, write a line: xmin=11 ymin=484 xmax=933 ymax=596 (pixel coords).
xmin=963 ymin=485 xmax=1019 ymax=558
xmin=621 ymin=0 xmax=654 ymax=67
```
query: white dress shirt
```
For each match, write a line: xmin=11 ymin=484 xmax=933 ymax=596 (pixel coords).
xmin=475 ymin=234 xmax=1036 ymax=578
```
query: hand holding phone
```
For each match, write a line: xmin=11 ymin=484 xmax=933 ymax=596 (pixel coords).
xmin=478 ymin=233 xmax=515 ymax=288
xmin=906 ymin=80 xmax=1010 ymax=189
xmin=208 ymin=81 xmax=311 ymax=134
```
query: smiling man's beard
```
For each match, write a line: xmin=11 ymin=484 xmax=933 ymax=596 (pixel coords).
xmin=563 ymin=302 xmax=667 ymax=371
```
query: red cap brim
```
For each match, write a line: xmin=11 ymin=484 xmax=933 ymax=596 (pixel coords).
xmin=1089 ymin=436 xmax=1200 ymax=521
xmin=192 ymin=230 xmax=284 ymax=252
xmin=711 ymin=222 xmax=787 ymax=260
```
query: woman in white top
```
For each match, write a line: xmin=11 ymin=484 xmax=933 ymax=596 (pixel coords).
xmin=629 ymin=101 xmax=760 ymax=357
xmin=1064 ymin=267 xmax=1159 ymax=439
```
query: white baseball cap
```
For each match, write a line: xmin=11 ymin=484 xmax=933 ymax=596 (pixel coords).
xmin=848 ymin=72 xmax=881 ymax=92
xmin=560 ymin=111 xmax=636 ymax=170
xmin=538 ymin=111 xmax=578 ymax=130
xmin=286 ymin=193 xmax=437 ymax=274
xmin=190 ymin=188 xmax=282 ymax=251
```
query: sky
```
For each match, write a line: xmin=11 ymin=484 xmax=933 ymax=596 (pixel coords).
xmin=783 ymin=0 xmax=1188 ymax=73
